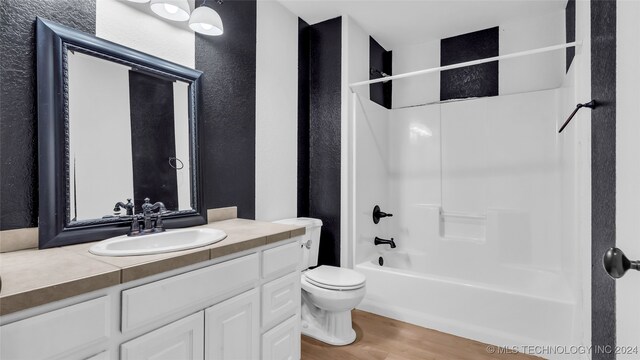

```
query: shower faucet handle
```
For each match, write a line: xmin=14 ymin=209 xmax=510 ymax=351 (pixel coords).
xmin=373 ymin=205 xmax=393 ymax=224
xmin=603 ymin=247 xmax=640 ymax=279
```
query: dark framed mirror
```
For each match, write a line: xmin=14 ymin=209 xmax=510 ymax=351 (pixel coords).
xmin=36 ymin=17 xmax=206 ymax=249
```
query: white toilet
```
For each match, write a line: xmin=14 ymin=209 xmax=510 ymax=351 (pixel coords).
xmin=273 ymin=217 xmax=366 ymax=346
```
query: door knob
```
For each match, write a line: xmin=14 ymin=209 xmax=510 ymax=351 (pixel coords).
xmin=603 ymin=247 xmax=640 ymax=279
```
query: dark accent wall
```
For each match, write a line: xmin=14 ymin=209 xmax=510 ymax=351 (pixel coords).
xmin=591 ymin=1 xmax=617 ymax=358
xmin=298 ymin=17 xmax=342 ymax=267
xmin=0 ymin=0 xmax=96 ymax=230
xmin=440 ymin=27 xmax=499 ymax=101
xmin=369 ymin=37 xmax=392 ymax=109
xmin=566 ymin=0 xmax=576 ymax=72
xmin=195 ymin=1 xmax=257 ymax=219
xmin=298 ymin=19 xmax=311 ymax=218
xmin=128 ymin=71 xmax=178 ymax=213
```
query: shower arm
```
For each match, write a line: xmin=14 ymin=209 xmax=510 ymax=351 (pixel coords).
xmin=558 ymin=100 xmax=596 ymax=133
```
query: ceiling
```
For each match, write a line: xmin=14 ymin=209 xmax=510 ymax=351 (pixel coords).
xmin=278 ymin=0 xmax=567 ymax=50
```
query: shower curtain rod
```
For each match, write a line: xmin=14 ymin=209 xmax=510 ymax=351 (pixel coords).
xmin=349 ymin=41 xmax=580 ymax=89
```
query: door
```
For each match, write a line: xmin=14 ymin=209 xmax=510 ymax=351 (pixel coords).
xmin=205 ymin=289 xmax=259 ymax=360
xmin=616 ymin=1 xmax=640 ymax=359
xmin=120 ymin=312 xmax=204 ymax=360
xmin=262 ymin=315 xmax=300 ymax=360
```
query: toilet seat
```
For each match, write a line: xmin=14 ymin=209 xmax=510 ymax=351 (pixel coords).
xmin=303 ymin=265 xmax=366 ymax=291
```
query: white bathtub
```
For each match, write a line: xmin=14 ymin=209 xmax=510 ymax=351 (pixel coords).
xmin=356 ymin=250 xmax=577 ymax=351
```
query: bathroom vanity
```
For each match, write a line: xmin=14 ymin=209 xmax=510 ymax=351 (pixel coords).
xmin=0 ymin=218 xmax=304 ymax=360
xmin=0 ymin=18 xmax=307 ymax=360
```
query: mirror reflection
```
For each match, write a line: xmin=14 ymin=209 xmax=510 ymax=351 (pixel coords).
xmin=66 ymin=50 xmax=192 ymax=223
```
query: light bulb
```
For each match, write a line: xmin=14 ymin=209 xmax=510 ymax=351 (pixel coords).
xmin=150 ymin=0 xmax=190 ymax=21
xmin=164 ymin=3 xmax=178 ymax=14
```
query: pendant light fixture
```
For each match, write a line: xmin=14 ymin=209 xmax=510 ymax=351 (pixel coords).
xmin=124 ymin=0 xmax=224 ymax=36
xmin=150 ymin=0 xmax=191 ymax=22
xmin=189 ymin=0 xmax=224 ymax=36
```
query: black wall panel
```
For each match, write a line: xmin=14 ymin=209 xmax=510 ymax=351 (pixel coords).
xmin=369 ymin=36 xmax=392 ymax=109
xmin=0 ymin=0 xmax=96 ymax=230
xmin=304 ymin=17 xmax=342 ymax=267
xmin=298 ymin=18 xmax=311 ymax=218
xmin=440 ymin=27 xmax=499 ymax=101
xmin=591 ymin=1 xmax=617 ymax=358
xmin=195 ymin=1 xmax=257 ymax=219
xmin=128 ymin=71 xmax=178 ymax=212
xmin=566 ymin=0 xmax=576 ymax=72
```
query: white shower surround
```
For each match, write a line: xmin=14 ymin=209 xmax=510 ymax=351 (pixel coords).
xmin=351 ymin=86 xmax=583 ymax=355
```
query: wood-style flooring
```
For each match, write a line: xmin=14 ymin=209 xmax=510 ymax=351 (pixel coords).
xmin=301 ymin=310 xmax=542 ymax=360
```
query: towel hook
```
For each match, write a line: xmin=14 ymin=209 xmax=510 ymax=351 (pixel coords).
xmin=558 ymin=100 xmax=597 ymax=133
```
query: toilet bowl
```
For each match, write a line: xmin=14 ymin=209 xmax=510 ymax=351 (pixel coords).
xmin=273 ymin=218 xmax=366 ymax=346
xmin=300 ymin=266 xmax=366 ymax=345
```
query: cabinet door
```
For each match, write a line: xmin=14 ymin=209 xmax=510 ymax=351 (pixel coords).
xmin=204 ymin=289 xmax=259 ymax=360
xmin=120 ymin=312 xmax=204 ymax=360
xmin=261 ymin=315 xmax=300 ymax=360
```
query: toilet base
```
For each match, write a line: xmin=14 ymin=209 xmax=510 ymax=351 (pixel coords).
xmin=301 ymin=299 xmax=357 ymax=346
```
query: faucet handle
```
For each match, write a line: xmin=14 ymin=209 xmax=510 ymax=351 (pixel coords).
xmin=142 ymin=198 xmax=152 ymax=213
xmin=128 ymin=214 xmax=142 ymax=236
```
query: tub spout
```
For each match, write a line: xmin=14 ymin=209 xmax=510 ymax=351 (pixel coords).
xmin=374 ymin=237 xmax=396 ymax=248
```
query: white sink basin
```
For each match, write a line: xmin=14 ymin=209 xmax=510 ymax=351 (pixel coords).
xmin=89 ymin=228 xmax=227 ymax=257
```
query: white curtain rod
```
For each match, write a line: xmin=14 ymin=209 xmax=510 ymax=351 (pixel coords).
xmin=349 ymin=41 xmax=580 ymax=89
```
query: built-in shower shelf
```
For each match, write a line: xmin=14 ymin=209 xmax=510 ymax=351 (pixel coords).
xmin=440 ymin=210 xmax=486 ymax=242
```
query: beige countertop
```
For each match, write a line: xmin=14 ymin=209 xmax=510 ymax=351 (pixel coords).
xmin=0 ymin=218 xmax=305 ymax=316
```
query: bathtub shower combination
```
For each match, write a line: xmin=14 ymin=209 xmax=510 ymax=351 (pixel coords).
xmin=350 ymin=45 xmax=584 ymax=351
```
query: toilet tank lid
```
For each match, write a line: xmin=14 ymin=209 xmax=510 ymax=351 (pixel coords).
xmin=273 ymin=217 xmax=323 ymax=228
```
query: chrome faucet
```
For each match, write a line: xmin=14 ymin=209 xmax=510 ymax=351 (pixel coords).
xmin=374 ymin=237 xmax=396 ymax=248
xmin=125 ymin=198 xmax=167 ymax=236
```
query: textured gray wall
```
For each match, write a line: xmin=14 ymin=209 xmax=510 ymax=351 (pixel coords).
xmin=0 ymin=0 xmax=96 ymax=230
xmin=591 ymin=1 xmax=617 ymax=358
xmin=307 ymin=17 xmax=342 ymax=267
xmin=196 ymin=0 xmax=257 ymax=220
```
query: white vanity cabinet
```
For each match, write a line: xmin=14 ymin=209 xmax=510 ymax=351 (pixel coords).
xmin=0 ymin=238 xmax=302 ymax=360
xmin=204 ymin=288 xmax=260 ymax=360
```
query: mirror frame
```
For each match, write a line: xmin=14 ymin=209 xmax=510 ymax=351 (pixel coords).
xmin=36 ymin=17 xmax=206 ymax=249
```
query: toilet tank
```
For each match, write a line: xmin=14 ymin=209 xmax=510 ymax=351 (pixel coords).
xmin=273 ymin=217 xmax=323 ymax=269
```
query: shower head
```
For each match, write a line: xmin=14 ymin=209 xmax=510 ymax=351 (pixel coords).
xmin=603 ymin=247 xmax=640 ymax=279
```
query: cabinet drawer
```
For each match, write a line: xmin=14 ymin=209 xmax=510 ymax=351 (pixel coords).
xmin=262 ymin=272 xmax=300 ymax=331
xmin=122 ymin=253 xmax=259 ymax=332
xmin=121 ymin=312 xmax=204 ymax=360
xmin=262 ymin=315 xmax=300 ymax=360
xmin=0 ymin=296 xmax=110 ymax=360
xmin=85 ymin=351 xmax=108 ymax=360
xmin=262 ymin=241 xmax=299 ymax=280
